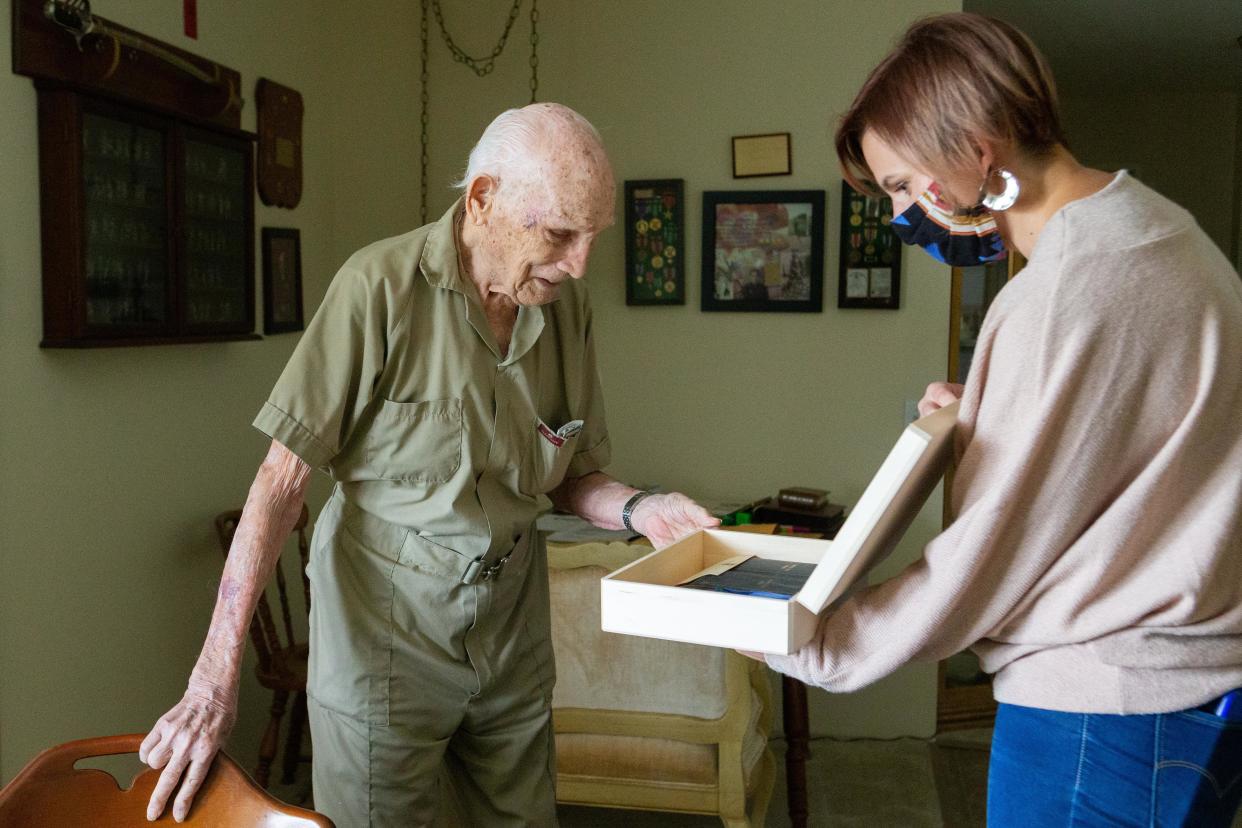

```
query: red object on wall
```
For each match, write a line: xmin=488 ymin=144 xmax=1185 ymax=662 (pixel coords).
xmin=184 ymin=0 xmax=198 ymax=39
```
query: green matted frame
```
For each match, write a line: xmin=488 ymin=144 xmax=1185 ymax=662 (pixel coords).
xmin=624 ymin=179 xmax=685 ymax=306
xmin=837 ymin=180 xmax=902 ymax=310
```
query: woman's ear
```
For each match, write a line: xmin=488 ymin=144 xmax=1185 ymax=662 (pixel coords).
xmin=972 ymin=136 xmax=998 ymax=179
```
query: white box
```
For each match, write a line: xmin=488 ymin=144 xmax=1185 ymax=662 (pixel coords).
xmin=601 ymin=403 xmax=958 ymax=654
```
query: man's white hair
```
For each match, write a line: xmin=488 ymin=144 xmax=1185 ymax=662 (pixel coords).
xmin=454 ymin=103 xmax=604 ymax=192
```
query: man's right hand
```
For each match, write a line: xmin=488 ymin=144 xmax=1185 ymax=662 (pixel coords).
xmin=138 ymin=440 xmax=311 ymax=822
xmin=140 ymin=676 xmax=238 ymax=823
xmin=918 ymin=382 xmax=965 ymax=417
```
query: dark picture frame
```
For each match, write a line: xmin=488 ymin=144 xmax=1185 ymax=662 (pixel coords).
xmin=624 ymin=179 xmax=685 ymax=305
xmin=261 ymin=227 xmax=303 ymax=334
xmin=701 ymin=190 xmax=825 ymax=313
xmin=837 ymin=180 xmax=902 ymax=309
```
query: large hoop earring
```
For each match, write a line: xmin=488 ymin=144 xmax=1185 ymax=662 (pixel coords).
xmin=981 ymin=168 xmax=1020 ymax=211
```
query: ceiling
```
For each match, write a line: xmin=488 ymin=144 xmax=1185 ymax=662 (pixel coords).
xmin=965 ymin=0 xmax=1242 ymax=93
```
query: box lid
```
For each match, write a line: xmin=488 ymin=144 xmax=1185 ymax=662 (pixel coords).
xmin=795 ymin=402 xmax=958 ymax=615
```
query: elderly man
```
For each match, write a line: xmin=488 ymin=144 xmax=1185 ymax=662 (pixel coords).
xmin=140 ymin=103 xmax=716 ymax=826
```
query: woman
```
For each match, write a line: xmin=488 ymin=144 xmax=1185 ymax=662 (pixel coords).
xmin=758 ymin=13 xmax=1242 ymax=826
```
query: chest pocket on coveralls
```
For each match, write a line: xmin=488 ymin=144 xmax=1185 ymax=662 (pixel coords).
xmin=364 ymin=398 xmax=462 ymax=483
xmin=519 ymin=418 xmax=581 ymax=497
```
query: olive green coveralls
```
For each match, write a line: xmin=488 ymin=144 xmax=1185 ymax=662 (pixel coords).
xmin=253 ymin=201 xmax=611 ymax=826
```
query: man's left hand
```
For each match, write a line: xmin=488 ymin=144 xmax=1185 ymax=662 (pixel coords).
xmin=629 ymin=492 xmax=720 ymax=548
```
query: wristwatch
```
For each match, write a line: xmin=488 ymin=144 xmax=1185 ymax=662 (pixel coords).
xmin=621 ymin=491 xmax=652 ymax=533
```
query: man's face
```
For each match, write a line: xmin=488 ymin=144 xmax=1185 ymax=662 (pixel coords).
xmin=483 ymin=160 xmax=616 ymax=306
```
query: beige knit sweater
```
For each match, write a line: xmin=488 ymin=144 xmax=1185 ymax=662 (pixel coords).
xmin=767 ymin=172 xmax=1242 ymax=713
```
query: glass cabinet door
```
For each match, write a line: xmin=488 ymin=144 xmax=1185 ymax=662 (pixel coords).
xmin=81 ymin=111 xmax=172 ymax=331
xmin=37 ymin=87 xmax=255 ymax=347
xmin=182 ymin=133 xmax=251 ymax=331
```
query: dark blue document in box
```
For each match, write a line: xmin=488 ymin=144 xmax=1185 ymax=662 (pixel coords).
xmin=680 ymin=558 xmax=817 ymax=600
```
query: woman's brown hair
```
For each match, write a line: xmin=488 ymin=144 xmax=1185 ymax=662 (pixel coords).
xmin=836 ymin=12 xmax=1066 ymax=196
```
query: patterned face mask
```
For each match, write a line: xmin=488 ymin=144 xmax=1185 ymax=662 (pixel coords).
xmin=890 ymin=183 xmax=1007 ymax=266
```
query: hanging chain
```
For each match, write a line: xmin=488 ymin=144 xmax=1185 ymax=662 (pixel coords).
xmin=420 ymin=0 xmax=431 ymax=224
xmin=432 ymin=0 xmax=523 ymax=77
xmin=528 ymin=0 xmax=539 ymax=103
xmin=421 ymin=0 xmax=542 ymax=223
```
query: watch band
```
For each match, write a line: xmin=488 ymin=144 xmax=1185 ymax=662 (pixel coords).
xmin=621 ymin=491 xmax=652 ymax=533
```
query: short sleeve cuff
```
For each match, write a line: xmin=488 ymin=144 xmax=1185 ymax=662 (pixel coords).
xmin=253 ymin=401 xmax=336 ymax=470
xmin=567 ymin=434 xmax=611 ymax=479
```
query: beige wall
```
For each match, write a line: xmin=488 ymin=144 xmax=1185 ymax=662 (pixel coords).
xmin=322 ymin=0 xmax=422 ymax=264
xmin=0 ymin=0 xmax=344 ymax=783
xmin=1 ymin=0 xmax=961 ymax=785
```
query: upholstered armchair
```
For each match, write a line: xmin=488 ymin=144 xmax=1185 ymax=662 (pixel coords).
xmin=547 ymin=542 xmax=776 ymax=827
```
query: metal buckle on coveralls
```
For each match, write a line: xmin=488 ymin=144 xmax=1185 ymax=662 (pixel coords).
xmin=462 ymin=554 xmax=511 ymax=584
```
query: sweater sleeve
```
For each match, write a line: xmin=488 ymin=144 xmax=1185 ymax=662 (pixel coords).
xmin=765 ymin=245 xmax=1180 ymax=691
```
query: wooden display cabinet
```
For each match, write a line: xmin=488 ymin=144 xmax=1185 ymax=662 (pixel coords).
xmin=37 ymin=85 xmax=257 ymax=347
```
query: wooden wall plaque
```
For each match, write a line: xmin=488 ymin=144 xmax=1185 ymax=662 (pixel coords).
xmin=256 ymin=79 xmax=303 ymax=208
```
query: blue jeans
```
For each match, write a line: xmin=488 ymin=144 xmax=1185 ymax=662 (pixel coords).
xmin=988 ymin=700 xmax=1242 ymax=826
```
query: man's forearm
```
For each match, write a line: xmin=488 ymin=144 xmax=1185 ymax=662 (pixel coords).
xmin=549 ymin=471 xmax=639 ymax=529
xmin=550 ymin=472 xmax=719 ymax=549
xmin=191 ymin=441 xmax=311 ymax=694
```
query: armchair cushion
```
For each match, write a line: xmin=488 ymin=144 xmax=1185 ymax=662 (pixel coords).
xmin=547 ymin=541 xmax=770 ymax=789
xmin=548 ymin=545 xmax=729 ymax=719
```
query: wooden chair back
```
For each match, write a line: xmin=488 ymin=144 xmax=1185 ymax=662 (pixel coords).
xmin=0 ymin=733 xmax=332 ymax=826
xmin=214 ymin=505 xmax=310 ymax=685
